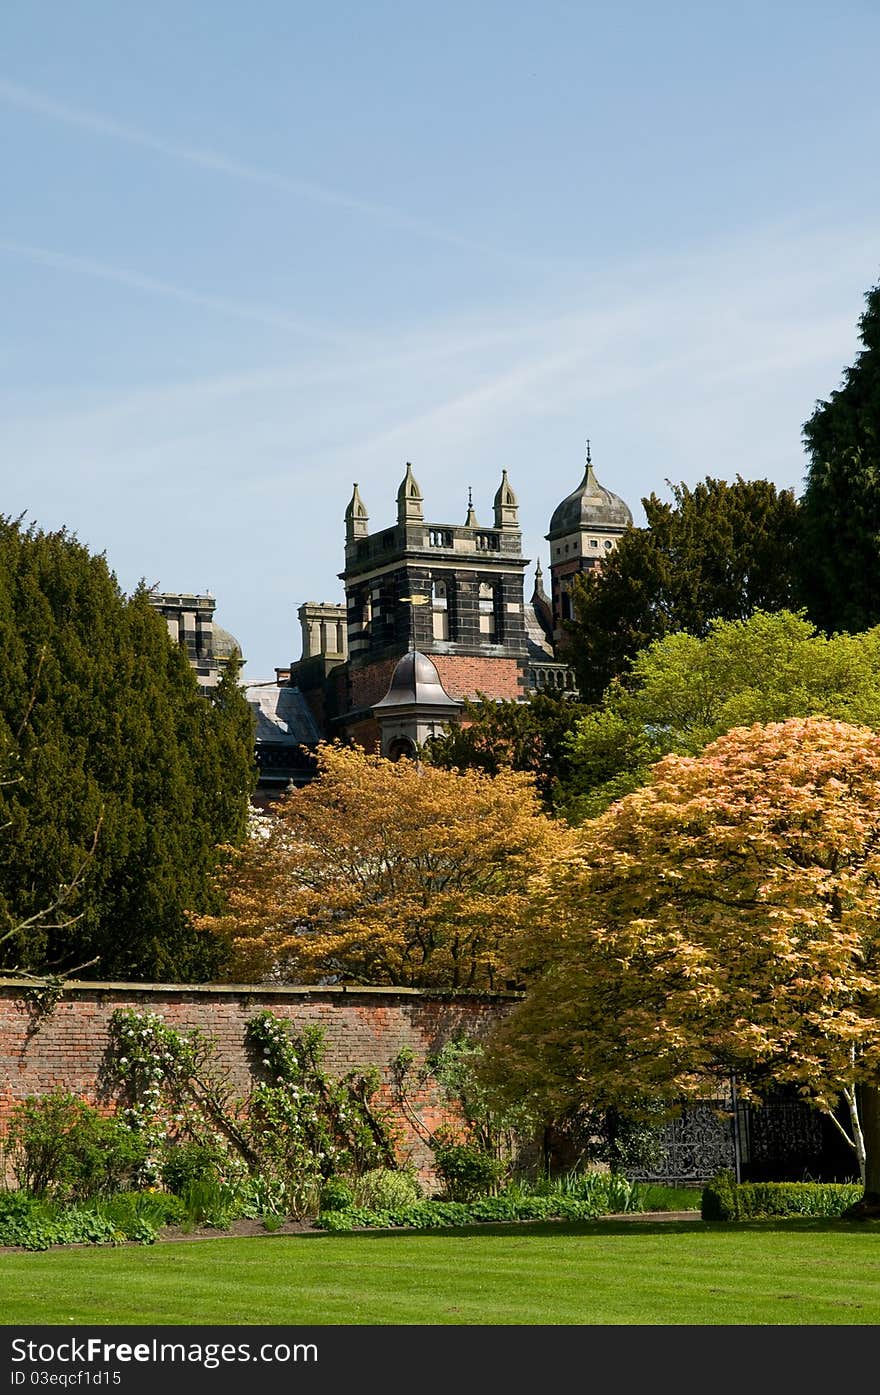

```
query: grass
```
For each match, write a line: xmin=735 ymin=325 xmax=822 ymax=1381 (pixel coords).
xmin=635 ymin=1184 xmax=703 ymax=1211
xmin=5 ymin=1218 xmax=880 ymax=1325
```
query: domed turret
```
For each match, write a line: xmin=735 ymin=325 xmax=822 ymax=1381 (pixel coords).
xmin=545 ymin=443 xmax=633 ymax=641
xmin=213 ymin=623 xmax=243 ymax=664
xmin=373 ymin=650 xmax=461 ymax=712
xmin=546 ymin=444 xmax=632 ymax=542
xmin=372 ymin=649 xmax=462 ymax=759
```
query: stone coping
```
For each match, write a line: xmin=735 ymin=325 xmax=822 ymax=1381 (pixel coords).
xmin=0 ymin=977 xmax=522 ymax=1001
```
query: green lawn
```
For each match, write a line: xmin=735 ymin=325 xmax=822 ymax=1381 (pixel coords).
xmin=5 ymin=1218 xmax=880 ymax=1325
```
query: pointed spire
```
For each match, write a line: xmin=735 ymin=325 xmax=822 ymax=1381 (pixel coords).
xmin=397 ymin=461 xmax=424 ymax=524
xmin=583 ymin=439 xmax=600 ymax=494
xmin=464 ymin=485 xmax=479 ymax=528
xmin=493 ymin=467 xmax=519 ymax=529
xmin=345 ymin=482 xmax=369 ymax=542
xmin=529 ymin=558 xmax=552 ymax=602
xmin=531 ymin=560 xmax=553 ymax=639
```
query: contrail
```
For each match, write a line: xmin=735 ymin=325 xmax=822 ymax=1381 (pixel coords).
xmin=0 ymin=239 xmax=362 ymax=347
xmin=0 ymin=77 xmax=513 ymax=260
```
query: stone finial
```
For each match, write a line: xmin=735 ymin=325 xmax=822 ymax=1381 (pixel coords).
xmin=464 ymin=485 xmax=479 ymax=528
xmin=345 ymin=482 xmax=369 ymax=542
xmin=493 ymin=468 xmax=519 ymax=529
xmin=397 ymin=462 xmax=424 ymax=524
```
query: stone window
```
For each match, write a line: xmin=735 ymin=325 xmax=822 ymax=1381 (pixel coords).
xmin=479 ymin=582 xmax=497 ymax=638
xmin=432 ymin=578 xmax=449 ymax=641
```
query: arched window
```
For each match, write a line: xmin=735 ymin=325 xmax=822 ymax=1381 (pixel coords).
xmin=387 ymin=736 xmax=418 ymax=762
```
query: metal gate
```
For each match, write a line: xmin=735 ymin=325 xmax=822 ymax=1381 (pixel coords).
xmin=626 ymin=1090 xmax=837 ymax=1186
xmin=626 ymin=1098 xmax=737 ymax=1185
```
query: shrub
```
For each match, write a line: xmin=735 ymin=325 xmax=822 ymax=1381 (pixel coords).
xmin=317 ymin=1202 xmax=474 ymax=1232
xmin=319 ymin=1169 xmax=424 ymax=1216
xmin=701 ymin=1175 xmax=862 ymax=1221
xmin=160 ymin=1140 xmax=228 ymax=1197
xmin=432 ymin=1143 xmax=505 ymax=1201
xmin=89 ymin=1190 xmax=186 ymax=1236
xmin=314 ymin=1190 xmax=614 ymax=1232
xmin=0 ymin=1191 xmax=39 ymax=1239
xmin=701 ymin=1172 xmax=739 ymax=1220
xmin=350 ymin=1168 xmax=423 ymax=1210
xmin=3 ymin=1091 xmax=147 ymax=1201
xmin=319 ymin=1178 xmax=355 ymax=1213
xmin=0 ymin=1192 xmax=123 ymax=1250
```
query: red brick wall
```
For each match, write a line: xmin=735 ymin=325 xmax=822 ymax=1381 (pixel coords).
xmin=430 ymin=654 xmax=523 ymax=700
xmin=349 ymin=654 xmax=523 ymax=713
xmin=0 ymin=981 xmax=515 ymax=1182
xmin=349 ymin=657 xmax=400 ymax=709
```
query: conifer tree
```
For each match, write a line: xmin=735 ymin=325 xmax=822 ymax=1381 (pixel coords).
xmin=799 ymin=279 xmax=880 ymax=632
xmin=0 ymin=516 xmax=256 ymax=981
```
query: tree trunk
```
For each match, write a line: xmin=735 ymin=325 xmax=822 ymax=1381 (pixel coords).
xmin=844 ymin=1083 xmax=880 ymax=1218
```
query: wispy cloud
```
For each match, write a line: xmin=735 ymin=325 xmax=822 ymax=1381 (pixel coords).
xmin=0 ymin=239 xmax=362 ymax=347
xmin=0 ymin=78 xmax=519 ymax=262
xmin=4 ymin=214 xmax=876 ymax=674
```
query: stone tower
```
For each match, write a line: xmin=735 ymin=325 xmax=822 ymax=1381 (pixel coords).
xmin=545 ymin=443 xmax=633 ymax=645
xmin=338 ymin=464 xmax=530 ymax=747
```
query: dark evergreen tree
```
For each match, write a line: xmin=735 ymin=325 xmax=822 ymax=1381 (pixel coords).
xmin=799 ymin=280 xmax=880 ymax=633
xmin=565 ymin=475 xmax=800 ymax=700
xmin=0 ymin=517 xmax=256 ymax=981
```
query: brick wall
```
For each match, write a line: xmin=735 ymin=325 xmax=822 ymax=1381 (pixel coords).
xmin=349 ymin=656 xmax=400 ymax=710
xmin=0 ymin=980 xmax=515 ymax=1181
xmin=430 ymin=654 xmax=523 ymax=700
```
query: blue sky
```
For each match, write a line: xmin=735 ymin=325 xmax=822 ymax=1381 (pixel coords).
xmin=3 ymin=0 xmax=880 ymax=678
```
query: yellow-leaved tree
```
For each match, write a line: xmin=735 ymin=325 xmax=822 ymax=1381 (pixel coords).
xmin=481 ymin=717 xmax=880 ymax=1212
xmin=201 ymin=742 xmax=565 ymax=990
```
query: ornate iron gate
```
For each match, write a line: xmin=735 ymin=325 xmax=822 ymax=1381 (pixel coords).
xmin=626 ymin=1091 xmax=836 ymax=1186
xmin=626 ymin=1098 xmax=737 ymax=1185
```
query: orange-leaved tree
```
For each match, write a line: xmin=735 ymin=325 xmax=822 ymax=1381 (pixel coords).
xmin=201 ymin=742 xmax=565 ymax=990
xmin=482 ymin=717 xmax=880 ymax=1208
